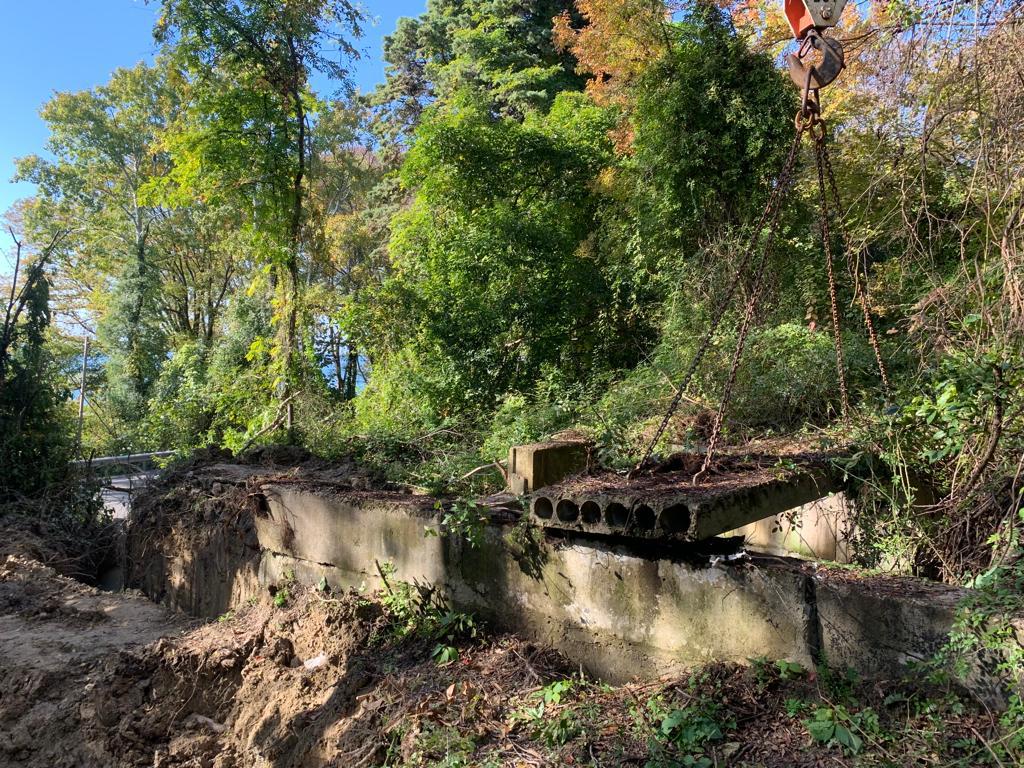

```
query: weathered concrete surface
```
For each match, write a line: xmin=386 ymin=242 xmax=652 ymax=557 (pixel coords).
xmin=530 ymin=463 xmax=840 ymax=543
xmin=128 ymin=468 xmax=1017 ymax=701
xmin=252 ymin=485 xmax=969 ymax=687
xmin=724 ymin=492 xmax=853 ymax=563
xmin=507 ymin=441 xmax=589 ymax=495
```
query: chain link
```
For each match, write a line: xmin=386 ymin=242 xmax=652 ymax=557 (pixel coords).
xmin=630 ymin=127 xmax=807 ymax=477
xmin=814 ymin=125 xmax=851 ymax=422
xmin=819 ymin=138 xmax=892 ymax=395
xmin=695 ymin=200 xmax=781 ymax=481
xmin=635 ymin=95 xmax=887 ymax=480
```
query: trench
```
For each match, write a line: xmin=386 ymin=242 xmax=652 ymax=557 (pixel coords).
xmin=121 ymin=475 xmax=996 ymax=699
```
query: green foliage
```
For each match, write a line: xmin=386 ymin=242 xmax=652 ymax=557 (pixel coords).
xmin=405 ymin=722 xmax=477 ymax=767
xmin=273 ymin=587 xmax=290 ymax=609
xmin=154 ymin=0 xmax=366 ymax=435
xmin=18 ymin=62 xmax=177 ymax=445
xmin=97 ymin=243 xmax=167 ymax=433
xmin=784 ymin=697 xmax=811 ymax=717
xmin=0 ymin=245 xmax=73 ymax=497
xmin=630 ymin=7 xmax=795 ymax=271
xmin=272 ymin=570 xmax=295 ymax=609
xmin=775 ymin=659 xmax=806 ymax=681
xmin=427 ymin=499 xmax=490 ymax=549
xmin=804 ymin=705 xmax=880 ymax=755
xmin=509 ymin=679 xmax=583 ymax=747
xmin=479 ymin=372 xmax=591 ymax=462
xmin=640 ymin=692 xmax=731 ymax=768
xmin=816 ymin=664 xmax=861 ymax=705
xmin=932 ymin=561 xmax=1024 ymax=764
xmin=142 ymin=340 xmax=214 ymax=450
xmin=586 ymin=318 xmax=875 ymax=465
xmin=375 ymin=561 xmax=479 ymax=659
xmin=372 ymin=0 xmax=583 ymax=143
xmin=728 ymin=325 xmax=875 ymax=430
xmin=374 ymin=91 xmax=627 ymax=412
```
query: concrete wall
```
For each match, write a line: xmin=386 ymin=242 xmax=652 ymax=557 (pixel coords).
xmin=251 ymin=485 xmax=972 ymax=687
xmin=723 ymin=493 xmax=853 ymax=563
xmin=127 ymin=479 xmax=1018 ymax=702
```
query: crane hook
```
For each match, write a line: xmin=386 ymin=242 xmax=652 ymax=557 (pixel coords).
xmin=788 ymin=29 xmax=845 ymax=91
xmin=784 ymin=0 xmax=846 ymax=91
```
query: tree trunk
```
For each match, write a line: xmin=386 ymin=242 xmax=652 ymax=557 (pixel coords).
xmin=343 ymin=344 xmax=359 ymax=401
xmin=284 ymin=34 xmax=306 ymax=443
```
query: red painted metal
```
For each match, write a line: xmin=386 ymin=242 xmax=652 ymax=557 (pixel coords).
xmin=785 ymin=0 xmax=816 ymax=39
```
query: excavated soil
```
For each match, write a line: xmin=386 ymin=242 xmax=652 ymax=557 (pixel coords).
xmin=0 ymin=553 xmax=577 ymax=768
xmin=0 ymin=555 xmax=191 ymax=766
xmin=0 ymin=548 xmax=1007 ymax=767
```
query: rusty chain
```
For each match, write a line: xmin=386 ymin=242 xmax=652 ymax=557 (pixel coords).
xmin=814 ymin=122 xmax=851 ymax=422
xmin=694 ymin=201 xmax=780 ymax=481
xmin=634 ymin=77 xmax=892 ymax=481
xmin=632 ymin=126 xmax=807 ymax=477
xmin=819 ymin=137 xmax=892 ymax=395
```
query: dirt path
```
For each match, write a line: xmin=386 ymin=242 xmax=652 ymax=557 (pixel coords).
xmin=0 ymin=555 xmax=191 ymax=766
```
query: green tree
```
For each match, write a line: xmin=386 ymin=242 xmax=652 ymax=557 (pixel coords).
xmin=0 ymin=230 xmax=72 ymax=497
xmin=17 ymin=62 xmax=178 ymax=439
xmin=373 ymin=0 xmax=584 ymax=144
xmin=369 ymin=92 xmax=624 ymax=412
xmin=154 ymin=0 xmax=365 ymax=438
xmin=629 ymin=7 xmax=795 ymax=276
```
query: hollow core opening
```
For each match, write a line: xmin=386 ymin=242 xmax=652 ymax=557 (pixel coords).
xmin=633 ymin=504 xmax=656 ymax=530
xmin=533 ymin=496 xmax=554 ymax=519
xmin=580 ymin=500 xmax=602 ymax=525
xmin=659 ymin=503 xmax=691 ymax=534
xmin=605 ymin=502 xmax=629 ymax=527
xmin=556 ymin=499 xmax=580 ymax=523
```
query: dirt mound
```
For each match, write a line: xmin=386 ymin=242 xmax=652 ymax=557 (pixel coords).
xmin=95 ymin=586 xmax=387 ymax=767
xmin=1 ymin=551 xmax=1010 ymax=767
xmin=0 ymin=555 xmax=189 ymax=767
xmin=1 ymin=555 xmax=569 ymax=768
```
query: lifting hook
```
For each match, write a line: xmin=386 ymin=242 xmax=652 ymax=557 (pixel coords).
xmin=784 ymin=0 xmax=846 ymax=91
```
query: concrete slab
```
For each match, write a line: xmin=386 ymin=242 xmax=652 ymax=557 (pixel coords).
xmin=530 ymin=456 xmax=841 ymax=542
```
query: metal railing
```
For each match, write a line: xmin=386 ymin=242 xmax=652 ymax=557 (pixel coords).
xmin=72 ymin=451 xmax=175 ymax=475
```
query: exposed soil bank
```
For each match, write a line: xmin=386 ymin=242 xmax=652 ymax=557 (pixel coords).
xmin=0 ymin=552 xmax=1010 ymax=767
xmin=124 ymin=458 xmax=1018 ymax=706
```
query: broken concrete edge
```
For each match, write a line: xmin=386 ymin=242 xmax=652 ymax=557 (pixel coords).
xmin=248 ymin=483 xmax=527 ymax=536
xmin=128 ymin=480 xmax=1018 ymax=707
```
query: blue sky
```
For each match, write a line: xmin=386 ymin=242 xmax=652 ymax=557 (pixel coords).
xmin=0 ymin=0 xmax=426 ymax=220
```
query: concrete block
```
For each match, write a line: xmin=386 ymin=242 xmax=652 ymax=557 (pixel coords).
xmin=507 ymin=441 xmax=589 ymax=495
xmin=249 ymin=486 xmax=989 ymax=694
